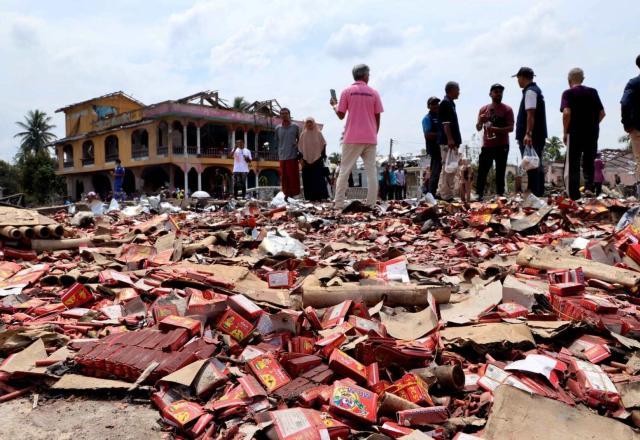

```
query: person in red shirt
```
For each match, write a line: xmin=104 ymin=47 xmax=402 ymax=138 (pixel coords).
xmin=475 ymin=84 xmax=514 ymax=200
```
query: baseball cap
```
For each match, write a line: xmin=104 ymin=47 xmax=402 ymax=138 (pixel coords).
xmin=427 ymin=96 xmax=441 ymax=105
xmin=490 ymin=83 xmax=505 ymax=92
xmin=512 ymin=67 xmax=535 ymax=78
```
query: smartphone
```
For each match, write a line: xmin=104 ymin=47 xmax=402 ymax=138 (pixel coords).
xmin=330 ymin=89 xmax=337 ymax=102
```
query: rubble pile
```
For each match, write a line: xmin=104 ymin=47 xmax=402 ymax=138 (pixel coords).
xmin=2 ymin=195 xmax=640 ymax=439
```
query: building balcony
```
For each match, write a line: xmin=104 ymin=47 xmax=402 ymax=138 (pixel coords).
xmin=132 ymin=145 xmax=149 ymax=159
xmin=105 ymin=153 xmax=119 ymax=163
xmin=82 ymin=158 xmax=95 ymax=166
xmin=157 ymin=146 xmax=168 ymax=156
xmin=63 ymin=160 xmax=74 ymax=168
xmin=200 ymin=147 xmax=229 ymax=158
xmin=257 ymin=150 xmax=279 ymax=161
xmin=173 ymin=145 xmax=184 ymax=155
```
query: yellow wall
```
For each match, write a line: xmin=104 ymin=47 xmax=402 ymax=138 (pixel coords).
xmin=63 ymin=95 xmax=143 ymax=137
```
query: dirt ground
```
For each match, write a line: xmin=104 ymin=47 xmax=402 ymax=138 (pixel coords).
xmin=0 ymin=395 xmax=163 ymax=439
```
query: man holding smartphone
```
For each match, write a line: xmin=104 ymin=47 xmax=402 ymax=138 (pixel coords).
xmin=330 ymin=64 xmax=383 ymax=210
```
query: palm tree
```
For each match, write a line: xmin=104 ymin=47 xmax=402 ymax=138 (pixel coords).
xmin=15 ymin=110 xmax=56 ymax=158
xmin=232 ymin=96 xmax=250 ymax=112
xmin=329 ymin=152 xmax=342 ymax=165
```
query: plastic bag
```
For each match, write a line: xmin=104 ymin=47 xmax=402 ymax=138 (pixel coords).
xmin=520 ymin=146 xmax=540 ymax=171
xmin=444 ymin=149 xmax=460 ymax=174
xmin=424 ymin=192 xmax=436 ymax=205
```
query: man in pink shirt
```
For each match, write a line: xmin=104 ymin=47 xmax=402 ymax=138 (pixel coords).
xmin=330 ymin=64 xmax=383 ymax=209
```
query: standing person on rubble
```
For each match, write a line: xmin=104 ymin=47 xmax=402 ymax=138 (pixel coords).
xmin=231 ymin=138 xmax=252 ymax=199
xmin=621 ymin=54 xmax=640 ymax=196
xmin=275 ymin=108 xmax=301 ymax=202
xmin=330 ymin=63 xmax=383 ymax=210
xmin=561 ymin=67 xmax=605 ymax=200
xmin=475 ymin=84 xmax=514 ymax=201
xmin=113 ymin=158 xmax=125 ymax=202
xmin=396 ymin=163 xmax=406 ymax=199
xmin=421 ymin=97 xmax=441 ymax=196
xmin=514 ymin=67 xmax=548 ymax=197
xmin=299 ymin=117 xmax=329 ymax=201
xmin=594 ymin=153 xmax=605 ymax=196
xmin=437 ymin=82 xmax=462 ymax=201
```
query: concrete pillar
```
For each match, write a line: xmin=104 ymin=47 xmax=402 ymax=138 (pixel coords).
xmin=197 ymin=172 xmax=202 ymax=191
xmin=231 ymin=129 xmax=236 ymax=148
xmin=183 ymin=122 xmax=188 ymax=156
xmin=196 ymin=124 xmax=201 ymax=155
xmin=243 ymin=129 xmax=248 ymax=146
xmin=254 ymin=131 xmax=260 ymax=159
xmin=168 ymin=125 xmax=173 ymax=156
xmin=184 ymin=168 xmax=189 ymax=193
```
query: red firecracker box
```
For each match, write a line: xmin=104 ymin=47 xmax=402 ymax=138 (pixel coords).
xmin=304 ymin=306 xmax=323 ymax=330
xmin=322 ymin=300 xmax=352 ymax=329
xmin=248 ymin=353 xmax=292 ymax=392
xmin=329 ymin=380 xmax=378 ymax=424
xmin=315 ymin=333 xmax=347 ymax=358
xmin=267 ymin=270 xmax=295 ymax=289
xmin=389 ymin=373 xmax=434 ymax=406
xmin=266 ymin=408 xmax=349 ymax=440
xmin=228 ymin=294 xmax=263 ymax=319
xmin=152 ymin=303 xmax=179 ymax=323
xmin=159 ymin=315 xmax=201 ymax=337
xmin=217 ymin=308 xmax=254 ymax=342
xmin=187 ymin=289 xmax=227 ymax=317
xmin=289 ymin=336 xmax=316 ymax=355
xmin=580 ymin=295 xmax=618 ymax=313
xmin=380 ymin=421 xmax=414 ymax=438
xmin=348 ymin=316 xmax=386 ymax=336
xmin=549 ymin=282 xmax=585 ymax=297
xmin=397 ymin=406 xmax=450 ymax=426
xmin=161 ymin=400 xmax=205 ymax=429
xmin=497 ymin=302 xmax=528 ymax=318
xmin=548 ymin=268 xmax=585 ymax=285
xmin=329 ymin=349 xmax=368 ymax=383
xmin=627 ymin=243 xmax=640 ymax=265
xmin=61 ymin=283 xmax=93 ymax=308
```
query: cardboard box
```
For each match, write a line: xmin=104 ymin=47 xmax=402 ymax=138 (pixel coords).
xmin=267 ymin=270 xmax=295 ymax=289
xmin=329 ymin=380 xmax=378 ymax=424
xmin=248 ymin=353 xmax=292 ymax=392
xmin=61 ymin=283 xmax=93 ymax=308
xmin=216 ymin=308 xmax=254 ymax=342
xmin=329 ymin=349 xmax=368 ymax=383
xmin=159 ymin=315 xmax=201 ymax=337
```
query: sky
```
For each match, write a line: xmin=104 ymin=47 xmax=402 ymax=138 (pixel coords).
xmin=1 ymin=0 xmax=639 ymax=165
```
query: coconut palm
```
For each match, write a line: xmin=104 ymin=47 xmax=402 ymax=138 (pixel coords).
xmin=232 ymin=96 xmax=250 ymax=112
xmin=15 ymin=110 xmax=56 ymax=158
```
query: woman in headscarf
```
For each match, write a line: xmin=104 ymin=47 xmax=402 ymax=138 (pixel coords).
xmin=299 ymin=117 xmax=329 ymax=201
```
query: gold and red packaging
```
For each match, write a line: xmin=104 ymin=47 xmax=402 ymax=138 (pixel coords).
xmin=238 ymin=374 xmax=267 ymax=398
xmin=61 ymin=283 xmax=93 ymax=308
xmin=248 ymin=353 xmax=292 ymax=392
xmin=206 ymin=384 xmax=248 ymax=411
xmin=161 ymin=400 xmax=205 ymax=429
xmin=228 ymin=294 xmax=264 ymax=319
xmin=216 ymin=308 xmax=254 ymax=342
xmin=548 ymin=268 xmax=585 ymax=285
xmin=315 ymin=333 xmax=347 ymax=358
xmin=265 ymin=408 xmax=349 ymax=440
xmin=328 ymin=349 xmax=368 ymax=383
xmin=284 ymin=354 xmax=323 ymax=377
xmin=497 ymin=302 xmax=528 ymax=318
xmin=380 ymin=421 xmax=414 ymax=438
xmin=152 ymin=303 xmax=179 ymax=323
xmin=187 ymin=413 xmax=214 ymax=438
xmin=159 ymin=315 xmax=201 ymax=337
xmin=299 ymin=384 xmax=332 ymax=407
xmin=348 ymin=315 xmax=386 ymax=336
xmin=329 ymin=380 xmax=378 ymax=424
xmin=549 ymin=282 xmax=585 ymax=297
xmin=32 ymin=302 xmax=66 ymax=316
xmin=267 ymin=270 xmax=295 ymax=289
xmin=0 ymin=261 xmax=21 ymax=281
xmin=350 ymin=301 xmax=371 ymax=319
xmin=580 ymin=295 xmax=618 ymax=313
xmin=98 ymin=269 xmax=134 ymax=286
xmin=322 ymin=300 xmax=352 ymax=329
xmin=389 ymin=373 xmax=434 ymax=406
xmin=366 ymin=362 xmax=380 ymax=389
xmin=627 ymin=243 xmax=640 ymax=265
xmin=289 ymin=336 xmax=316 ymax=354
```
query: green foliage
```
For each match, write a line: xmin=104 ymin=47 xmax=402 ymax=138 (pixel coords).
xmin=0 ymin=160 xmax=20 ymax=196
xmin=328 ymin=152 xmax=341 ymax=165
xmin=619 ymin=134 xmax=632 ymax=151
xmin=14 ymin=109 xmax=56 ymax=160
xmin=18 ymin=152 xmax=65 ymax=205
xmin=232 ymin=97 xmax=250 ymax=112
xmin=544 ymin=136 xmax=565 ymax=163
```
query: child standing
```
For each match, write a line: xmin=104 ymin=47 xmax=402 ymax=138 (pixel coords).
xmin=232 ymin=139 xmax=252 ymax=199
xmin=458 ymin=158 xmax=473 ymax=202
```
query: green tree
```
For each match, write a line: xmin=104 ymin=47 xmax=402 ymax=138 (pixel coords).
xmin=544 ymin=136 xmax=565 ymax=163
xmin=232 ymin=96 xmax=250 ymax=112
xmin=328 ymin=152 xmax=341 ymax=164
xmin=619 ymin=134 xmax=632 ymax=151
xmin=14 ymin=110 xmax=56 ymax=159
xmin=18 ymin=153 xmax=65 ymax=205
xmin=0 ymin=160 xmax=20 ymax=196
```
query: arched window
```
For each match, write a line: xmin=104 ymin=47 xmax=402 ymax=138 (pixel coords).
xmin=63 ymin=144 xmax=74 ymax=168
xmin=105 ymin=135 xmax=119 ymax=162
xmin=82 ymin=140 xmax=94 ymax=166
xmin=157 ymin=121 xmax=169 ymax=156
xmin=131 ymin=129 xmax=149 ymax=159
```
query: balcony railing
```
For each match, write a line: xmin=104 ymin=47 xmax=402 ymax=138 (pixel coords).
xmin=132 ymin=145 xmax=149 ymax=159
xmin=157 ymin=145 xmax=168 ymax=156
xmin=187 ymin=145 xmax=197 ymax=155
xmin=200 ymin=147 xmax=229 ymax=158
xmin=105 ymin=153 xmax=119 ymax=163
xmin=173 ymin=145 xmax=184 ymax=155
xmin=63 ymin=160 xmax=74 ymax=168
xmin=257 ymin=150 xmax=279 ymax=161
xmin=82 ymin=157 xmax=95 ymax=166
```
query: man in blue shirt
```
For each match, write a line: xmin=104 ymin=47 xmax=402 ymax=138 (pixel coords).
xmin=113 ymin=159 xmax=125 ymax=202
xmin=621 ymin=54 xmax=640 ymax=194
xmin=421 ymin=97 xmax=441 ymax=196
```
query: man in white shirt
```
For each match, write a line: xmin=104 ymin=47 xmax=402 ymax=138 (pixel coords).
xmin=232 ymin=139 xmax=252 ymax=199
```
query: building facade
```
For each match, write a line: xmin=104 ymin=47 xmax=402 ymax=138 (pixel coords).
xmin=53 ymin=91 xmax=302 ymax=200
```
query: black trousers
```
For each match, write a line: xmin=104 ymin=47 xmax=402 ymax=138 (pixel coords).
xmin=518 ymin=141 xmax=545 ymax=197
xmin=429 ymin=146 xmax=442 ymax=195
xmin=566 ymin=135 xmax=597 ymax=200
xmin=476 ymin=145 xmax=509 ymax=197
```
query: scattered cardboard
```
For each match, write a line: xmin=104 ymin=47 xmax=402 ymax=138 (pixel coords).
xmin=0 ymin=339 xmax=47 ymax=374
xmin=440 ymin=281 xmax=502 ymax=324
xmin=484 ymin=385 xmax=640 ymax=439
xmin=380 ymin=301 xmax=438 ymax=340
xmin=52 ymin=374 xmax=133 ymax=390
xmin=440 ymin=323 xmax=535 ymax=353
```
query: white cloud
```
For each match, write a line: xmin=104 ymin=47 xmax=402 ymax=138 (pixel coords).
xmin=326 ymin=23 xmax=419 ymax=58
